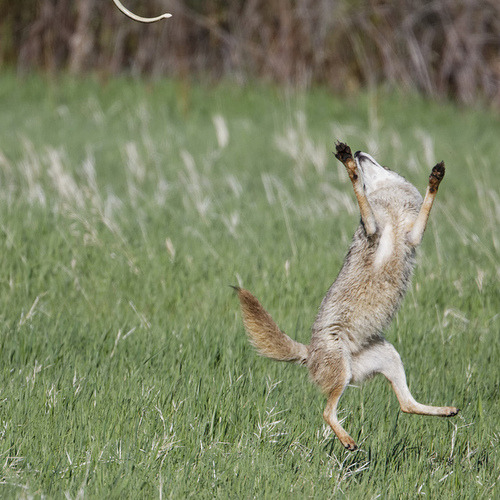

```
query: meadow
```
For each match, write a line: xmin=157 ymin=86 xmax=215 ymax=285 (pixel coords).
xmin=0 ymin=73 xmax=498 ymax=498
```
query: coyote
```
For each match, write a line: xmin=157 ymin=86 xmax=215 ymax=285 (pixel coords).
xmin=234 ymin=142 xmax=458 ymax=451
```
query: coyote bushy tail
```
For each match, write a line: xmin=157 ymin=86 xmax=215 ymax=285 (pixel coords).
xmin=233 ymin=287 xmax=308 ymax=365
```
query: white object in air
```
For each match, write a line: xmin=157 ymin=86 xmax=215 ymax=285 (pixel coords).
xmin=113 ymin=0 xmax=172 ymax=23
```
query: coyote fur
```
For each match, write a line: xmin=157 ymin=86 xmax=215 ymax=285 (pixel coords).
xmin=234 ymin=142 xmax=458 ymax=451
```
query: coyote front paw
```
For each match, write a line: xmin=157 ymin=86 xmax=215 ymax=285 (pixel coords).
xmin=429 ymin=161 xmax=445 ymax=193
xmin=335 ymin=141 xmax=358 ymax=181
xmin=334 ymin=141 xmax=353 ymax=163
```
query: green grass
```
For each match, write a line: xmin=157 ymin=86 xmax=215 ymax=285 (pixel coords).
xmin=0 ymin=72 xmax=498 ymax=498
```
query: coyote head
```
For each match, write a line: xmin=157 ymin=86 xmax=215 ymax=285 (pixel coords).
xmin=354 ymin=151 xmax=408 ymax=195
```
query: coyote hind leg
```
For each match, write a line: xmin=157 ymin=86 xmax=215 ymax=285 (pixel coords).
xmin=323 ymin=381 xmax=358 ymax=451
xmin=311 ymin=344 xmax=357 ymax=450
xmin=407 ymin=161 xmax=445 ymax=246
xmin=334 ymin=142 xmax=377 ymax=237
xmin=369 ymin=341 xmax=459 ymax=417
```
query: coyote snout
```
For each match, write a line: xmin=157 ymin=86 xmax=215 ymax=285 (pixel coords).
xmin=234 ymin=142 xmax=458 ymax=451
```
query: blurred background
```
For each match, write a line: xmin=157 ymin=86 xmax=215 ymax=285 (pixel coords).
xmin=1 ymin=0 xmax=499 ymax=107
xmin=0 ymin=3 xmax=499 ymax=497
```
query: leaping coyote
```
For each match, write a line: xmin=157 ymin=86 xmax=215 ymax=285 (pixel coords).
xmin=234 ymin=142 xmax=458 ymax=451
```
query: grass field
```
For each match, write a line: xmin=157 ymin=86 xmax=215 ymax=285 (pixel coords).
xmin=0 ymin=72 xmax=498 ymax=498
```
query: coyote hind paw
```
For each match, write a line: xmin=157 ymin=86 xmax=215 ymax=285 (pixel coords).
xmin=340 ymin=436 xmax=358 ymax=451
xmin=334 ymin=141 xmax=353 ymax=163
xmin=445 ymin=406 xmax=459 ymax=417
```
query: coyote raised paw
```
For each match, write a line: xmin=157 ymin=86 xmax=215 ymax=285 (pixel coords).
xmin=429 ymin=161 xmax=445 ymax=193
xmin=334 ymin=141 xmax=353 ymax=163
xmin=335 ymin=142 xmax=360 ymax=184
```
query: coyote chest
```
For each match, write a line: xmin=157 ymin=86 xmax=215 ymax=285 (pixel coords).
xmin=313 ymin=190 xmax=420 ymax=350
xmin=374 ymin=222 xmax=395 ymax=268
